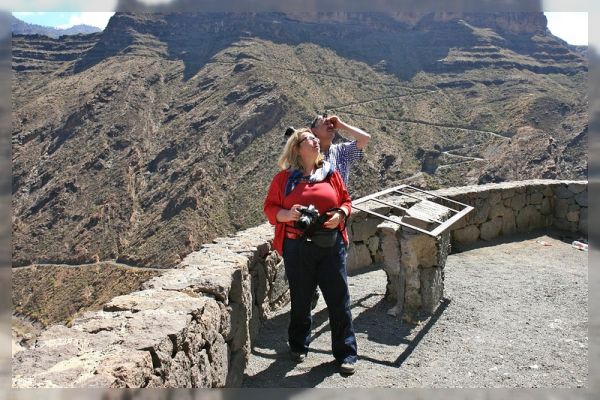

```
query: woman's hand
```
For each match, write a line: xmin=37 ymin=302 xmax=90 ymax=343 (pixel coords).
xmin=322 ymin=209 xmax=346 ymax=229
xmin=276 ymin=204 xmax=303 ymax=223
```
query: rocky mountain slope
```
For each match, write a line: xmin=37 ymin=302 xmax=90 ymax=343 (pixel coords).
xmin=12 ymin=12 xmax=587 ymax=269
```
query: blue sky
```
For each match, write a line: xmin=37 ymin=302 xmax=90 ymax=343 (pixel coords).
xmin=11 ymin=11 xmax=589 ymax=45
xmin=12 ymin=12 xmax=115 ymax=29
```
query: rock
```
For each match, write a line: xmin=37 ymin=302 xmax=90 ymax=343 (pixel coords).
xmin=540 ymin=197 xmax=552 ymax=215
xmin=225 ymin=348 xmax=245 ymax=387
xmin=452 ymin=225 xmax=480 ymax=244
xmin=566 ymin=211 xmax=579 ymax=222
xmin=502 ymin=208 xmax=516 ymax=236
xmin=103 ymin=288 xmax=206 ymax=314
xmin=488 ymin=190 xmax=502 ymax=206
xmin=164 ymin=351 xmax=192 ymax=388
xmin=378 ymin=221 xmax=401 ymax=275
xmin=351 ymin=217 xmax=383 ymax=242
xmin=529 ymin=192 xmax=543 ymax=205
xmin=142 ymin=264 xmax=240 ymax=304
xmin=268 ymin=260 xmax=288 ymax=306
xmin=509 ymin=193 xmax=527 ymax=211
xmin=471 ymin=201 xmax=491 ymax=224
xmin=554 ymin=218 xmax=578 ymax=232
xmin=420 ymin=267 xmax=443 ymax=314
xmin=347 ymin=243 xmax=373 ymax=273
xmin=251 ymin=262 xmax=268 ymax=310
xmin=208 ymin=334 xmax=228 ymax=387
xmin=555 ymin=185 xmax=574 ymax=199
xmin=191 ymin=349 xmax=212 ymax=387
xmin=516 ymin=205 xmax=545 ymax=232
xmin=501 ymin=189 xmax=515 ymax=199
xmin=575 ymin=192 xmax=587 ymax=207
xmin=399 ymin=203 xmax=450 ymax=319
xmin=249 ymin=304 xmax=260 ymax=342
xmin=228 ymin=302 xmax=248 ymax=352
xmin=378 ymin=222 xmax=403 ymax=304
xmin=366 ymin=236 xmax=380 ymax=255
xmin=450 ymin=213 xmax=467 ymax=230
xmin=185 ymin=320 xmax=208 ymax=363
xmin=401 ymin=230 xmax=438 ymax=268
xmin=579 ymin=208 xmax=588 ymax=234
xmin=554 ymin=198 xmax=570 ymax=219
xmin=480 ymin=217 xmax=502 ymax=240
xmin=403 ymin=266 xmax=422 ymax=315
xmin=489 ymin=202 xmax=506 ymax=219
xmin=568 ymin=183 xmax=586 ymax=194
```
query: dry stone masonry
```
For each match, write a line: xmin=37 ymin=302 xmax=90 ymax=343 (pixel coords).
xmin=13 ymin=224 xmax=287 ymax=388
xmin=12 ymin=180 xmax=587 ymax=388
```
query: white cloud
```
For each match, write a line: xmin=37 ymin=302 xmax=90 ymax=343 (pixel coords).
xmin=56 ymin=12 xmax=115 ymax=29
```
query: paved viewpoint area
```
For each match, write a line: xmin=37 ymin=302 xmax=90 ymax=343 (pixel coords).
xmin=243 ymin=231 xmax=588 ymax=388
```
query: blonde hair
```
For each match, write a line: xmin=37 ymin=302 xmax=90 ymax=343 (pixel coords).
xmin=278 ymin=128 xmax=324 ymax=171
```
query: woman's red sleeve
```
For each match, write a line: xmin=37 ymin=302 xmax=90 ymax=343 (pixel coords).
xmin=264 ymin=171 xmax=286 ymax=225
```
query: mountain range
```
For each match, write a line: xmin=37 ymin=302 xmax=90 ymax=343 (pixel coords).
xmin=11 ymin=15 xmax=101 ymax=38
xmin=12 ymin=11 xmax=587 ymax=269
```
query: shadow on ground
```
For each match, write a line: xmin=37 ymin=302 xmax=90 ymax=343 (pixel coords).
xmin=243 ymin=279 xmax=450 ymax=387
xmin=450 ymin=228 xmax=585 ymax=253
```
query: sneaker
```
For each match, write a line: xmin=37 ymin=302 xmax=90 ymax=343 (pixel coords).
xmin=310 ymin=289 xmax=320 ymax=310
xmin=290 ymin=351 xmax=306 ymax=363
xmin=339 ymin=361 xmax=356 ymax=375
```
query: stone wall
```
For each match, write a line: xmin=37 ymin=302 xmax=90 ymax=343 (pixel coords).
xmin=12 ymin=224 xmax=287 ymax=388
xmin=13 ymin=179 xmax=587 ymax=388
xmin=345 ymin=179 xmax=587 ymax=274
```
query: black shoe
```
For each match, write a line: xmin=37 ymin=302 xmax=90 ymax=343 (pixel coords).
xmin=311 ymin=289 xmax=320 ymax=310
xmin=290 ymin=351 xmax=306 ymax=363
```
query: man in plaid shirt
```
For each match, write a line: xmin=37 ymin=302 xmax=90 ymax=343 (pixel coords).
xmin=310 ymin=114 xmax=370 ymax=187
xmin=309 ymin=114 xmax=370 ymax=309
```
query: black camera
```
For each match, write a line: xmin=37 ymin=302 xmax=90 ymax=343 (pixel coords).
xmin=295 ymin=205 xmax=320 ymax=231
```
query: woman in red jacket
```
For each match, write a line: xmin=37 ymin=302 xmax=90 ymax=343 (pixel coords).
xmin=263 ymin=128 xmax=358 ymax=375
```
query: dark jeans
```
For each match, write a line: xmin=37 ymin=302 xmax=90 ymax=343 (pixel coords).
xmin=282 ymin=235 xmax=358 ymax=364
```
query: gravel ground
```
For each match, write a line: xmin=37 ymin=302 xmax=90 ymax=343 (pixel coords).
xmin=242 ymin=230 xmax=588 ymax=388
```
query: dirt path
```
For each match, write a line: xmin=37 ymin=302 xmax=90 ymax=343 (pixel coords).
xmin=242 ymin=230 xmax=588 ymax=388
xmin=337 ymin=111 xmax=511 ymax=139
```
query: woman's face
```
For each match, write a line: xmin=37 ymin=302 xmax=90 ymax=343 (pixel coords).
xmin=297 ymin=132 xmax=320 ymax=161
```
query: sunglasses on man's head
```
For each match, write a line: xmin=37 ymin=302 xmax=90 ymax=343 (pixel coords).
xmin=310 ymin=113 xmax=328 ymax=128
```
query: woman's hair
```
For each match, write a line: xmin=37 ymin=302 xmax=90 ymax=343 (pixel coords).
xmin=278 ymin=128 xmax=324 ymax=171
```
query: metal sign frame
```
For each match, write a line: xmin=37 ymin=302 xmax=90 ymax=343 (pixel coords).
xmin=352 ymin=184 xmax=474 ymax=237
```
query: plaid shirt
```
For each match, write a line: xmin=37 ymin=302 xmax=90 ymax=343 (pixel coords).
xmin=322 ymin=141 xmax=363 ymax=186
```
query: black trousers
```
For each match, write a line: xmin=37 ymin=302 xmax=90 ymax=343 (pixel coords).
xmin=282 ymin=234 xmax=358 ymax=364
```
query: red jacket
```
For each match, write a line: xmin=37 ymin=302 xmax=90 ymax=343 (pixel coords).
xmin=263 ymin=169 xmax=352 ymax=255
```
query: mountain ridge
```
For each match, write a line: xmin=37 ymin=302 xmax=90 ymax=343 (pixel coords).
xmin=12 ymin=11 xmax=587 ymax=268
xmin=11 ymin=15 xmax=101 ymax=38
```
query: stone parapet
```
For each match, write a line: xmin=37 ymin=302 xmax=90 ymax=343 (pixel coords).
xmin=345 ymin=179 xmax=587 ymax=273
xmin=13 ymin=224 xmax=287 ymax=388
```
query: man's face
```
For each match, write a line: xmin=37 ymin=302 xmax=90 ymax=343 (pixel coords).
xmin=311 ymin=116 xmax=335 ymax=144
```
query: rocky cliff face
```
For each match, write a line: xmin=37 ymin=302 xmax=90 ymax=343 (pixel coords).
xmin=12 ymin=12 xmax=587 ymax=270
